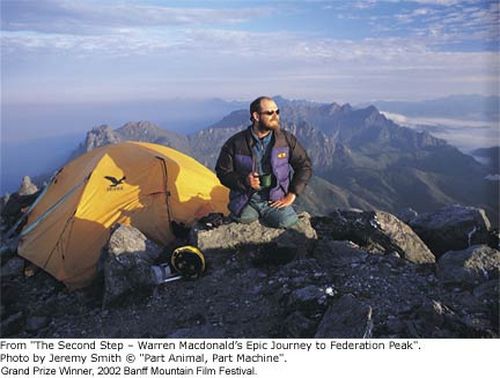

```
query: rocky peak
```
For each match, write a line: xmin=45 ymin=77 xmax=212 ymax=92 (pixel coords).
xmin=418 ymin=130 xmax=447 ymax=148
xmin=18 ymin=176 xmax=38 ymax=196
xmin=364 ymin=106 xmax=385 ymax=123
xmin=116 ymin=121 xmax=164 ymax=139
xmin=321 ymin=102 xmax=352 ymax=116
xmin=340 ymin=103 xmax=352 ymax=112
xmin=316 ymin=102 xmax=340 ymax=116
xmin=69 ymin=121 xmax=192 ymax=161
xmin=84 ymin=125 xmax=121 ymax=152
xmin=115 ymin=121 xmax=191 ymax=155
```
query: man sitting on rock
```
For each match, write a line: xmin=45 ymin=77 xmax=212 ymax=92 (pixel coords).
xmin=215 ymin=96 xmax=312 ymax=228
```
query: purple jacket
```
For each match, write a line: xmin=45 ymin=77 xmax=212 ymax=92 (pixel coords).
xmin=215 ymin=126 xmax=312 ymax=216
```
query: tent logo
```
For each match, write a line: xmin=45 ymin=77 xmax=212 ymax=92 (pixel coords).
xmin=105 ymin=176 xmax=126 ymax=191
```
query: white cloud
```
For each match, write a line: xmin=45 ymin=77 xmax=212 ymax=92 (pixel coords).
xmin=410 ymin=0 xmax=462 ymax=5
xmin=382 ymin=111 xmax=499 ymax=151
xmin=350 ymin=0 xmax=481 ymax=6
xmin=1 ymin=1 xmax=272 ymax=34
xmin=387 ymin=1 xmax=498 ymax=47
xmin=5 ymin=25 xmax=492 ymax=66
xmin=3 ymin=25 xmax=497 ymax=102
xmin=2 ymin=1 xmax=497 ymax=104
xmin=353 ymin=0 xmax=378 ymax=9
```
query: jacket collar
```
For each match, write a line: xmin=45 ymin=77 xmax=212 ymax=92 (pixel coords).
xmin=245 ymin=125 xmax=284 ymax=148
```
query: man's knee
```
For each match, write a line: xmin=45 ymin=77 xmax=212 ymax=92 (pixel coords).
xmin=231 ymin=205 xmax=259 ymax=224
xmin=236 ymin=215 xmax=259 ymax=224
xmin=279 ymin=212 xmax=299 ymax=228
xmin=263 ymin=207 xmax=298 ymax=229
xmin=276 ymin=211 xmax=299 ymax=228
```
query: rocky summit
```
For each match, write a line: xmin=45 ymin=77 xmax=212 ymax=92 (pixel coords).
xmin=1 ymin=195 xmax=498 ymax=338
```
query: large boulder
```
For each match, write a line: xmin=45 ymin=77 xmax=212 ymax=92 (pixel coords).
xmin=324 ymin=209 xmax=435 ymax=264
xmin=437 ymin=245 xmax=500 ymax=286
xmin=189 ymin=212 xmax=317 ymax=262
xmin=315 ymin=294 xmax=373 ymax=338
xmin=406 ymin=299 xmax=467 ymax=338
xmin=103 ymin=224 xmax=162 ymax=305
xmin=107 ymin=224 xmax=162 ymax=263
xmin=409 ymin=205 xmax=492 ymax=257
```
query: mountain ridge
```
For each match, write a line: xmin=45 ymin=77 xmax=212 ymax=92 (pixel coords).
xmin=61 ymin=97 xmax=499 ymax=226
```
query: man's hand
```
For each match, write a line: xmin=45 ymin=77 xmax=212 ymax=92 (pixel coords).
xmin=269 ymin=193 xmax=296 ymax=209
xmin=247 ymin=172 xmax=261 ymax=190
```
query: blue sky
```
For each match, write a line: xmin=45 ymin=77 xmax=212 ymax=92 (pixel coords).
xmin=1 ymin=0 xmax=499 ymax=104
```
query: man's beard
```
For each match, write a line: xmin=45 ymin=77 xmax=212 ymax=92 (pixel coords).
xmin=256 ymin=118 xmax=280 ymax=132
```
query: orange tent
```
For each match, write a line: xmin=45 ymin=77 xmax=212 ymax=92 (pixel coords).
xmin=18 ymin=142 xmax=229 ymax=289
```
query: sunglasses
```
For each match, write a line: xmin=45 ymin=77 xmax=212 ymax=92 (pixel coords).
xmin=259 ymin=109 xmax=280 ymax=116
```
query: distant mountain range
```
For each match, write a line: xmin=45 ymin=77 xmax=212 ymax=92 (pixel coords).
xmin=3 ymin=95 xmax=497 ymax=192
xmin=71 ymin=97 xmax=499 ymax=226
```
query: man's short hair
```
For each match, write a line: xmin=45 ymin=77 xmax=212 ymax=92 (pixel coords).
xmin=250 ymin=96 xmax=274 ymax=120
